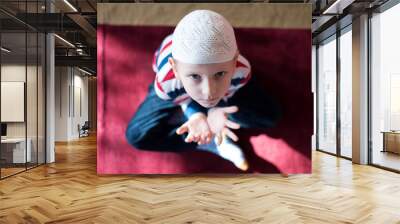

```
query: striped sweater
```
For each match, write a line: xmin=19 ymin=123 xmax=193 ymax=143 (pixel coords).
xmin=152 ymin=34 xmax=252 ymax=118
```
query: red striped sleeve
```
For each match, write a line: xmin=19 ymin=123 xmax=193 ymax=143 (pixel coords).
xmin=240 ymin=71 xmax=252 ymax=84
xmin=159 ymin=40 xmax=172 ymax=55
xmin=162 ymin=69 xmax=175 ymax=82
xmin=156 ymin=78 xmax=165 ymax=93
xmin=236 ymin=60 xmax=248 ymax=69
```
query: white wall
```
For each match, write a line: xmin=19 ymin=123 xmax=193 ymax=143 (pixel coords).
xmin=1 ymin=63 xmax=46 ymax=164
xmin=72 ymin=73 xmax=89 ymax=138
xmin=55 ymin=67 xmax=69 ymax=141
xmin=1 ymin=65 xmax=41 ymax=137
xmin=55 ymin=67 xmax=89 ymax=141
xmin=1 ymin=66 xmax=26 ymax=139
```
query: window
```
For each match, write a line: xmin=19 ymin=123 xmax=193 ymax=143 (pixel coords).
xmin=370 ymin=2 xmax=400 ymax=171
xmin=317 ymin=35 xmax=337 ymax=154
xmin=339 ymin=27 xmax=352 ymax=158
xmin=0 ymin=1 xmax=47 ymax=179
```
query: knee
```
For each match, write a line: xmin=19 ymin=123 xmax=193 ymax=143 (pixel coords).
xmin=125 ymin=122 xmax=150 ymax=150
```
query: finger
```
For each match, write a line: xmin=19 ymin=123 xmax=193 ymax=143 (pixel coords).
xmin=204 ymin=134 xmax=211 ymax=144
xmin=176 ymin=123 xmax=189 ymax=135
xmin=205 ymin=137 xmax=211 ymax=144
xmin=225 ymin=119 xmax=240 ymax=129
xmin=185 ymin=133 xmax=194 ymax=143
xmin=222 ymin=106 xmax=238 ymax=114
xmin=195 ymin=134 xmax=203 ymax=143
xmin=191 ymin=134 xmax=196 ymax=142
xmin=224 ymin=128 xmax=239 ymax=142
xmin=215 ymin=133 xmax=223 ymax=146
xmin=193 ymin=134 xmax=200 ymax=143
xmin=205 ymin=132 xmax=212 ymax=144
xmin=199 ymin=136 xmax=207 ymax=145
xmin=198 ymin=134 xmax=207 ymax=145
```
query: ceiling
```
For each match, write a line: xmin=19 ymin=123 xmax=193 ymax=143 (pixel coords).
xmin=0 ymin=0 xmax=394 ymax=75
xmin=0 ymin=0 xmax=97 ymax=75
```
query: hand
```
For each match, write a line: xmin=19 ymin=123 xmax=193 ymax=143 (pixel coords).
xmin=207 ymin=106 xmax=241 ymax=145
xmin=176 ymin=112 xmax=213 ymax=145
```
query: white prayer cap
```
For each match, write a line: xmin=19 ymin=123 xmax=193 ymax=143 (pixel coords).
xmin=171 ymin=10 xmax=238 ymax=64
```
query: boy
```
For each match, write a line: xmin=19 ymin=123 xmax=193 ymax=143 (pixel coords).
xmin=126 ymin=10 xmax=280 ymax=171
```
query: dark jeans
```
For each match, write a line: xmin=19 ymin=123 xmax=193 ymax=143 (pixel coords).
xmin=125 ymin=77 xmax=281 ymax=152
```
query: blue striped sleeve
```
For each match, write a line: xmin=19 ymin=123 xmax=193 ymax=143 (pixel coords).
xmin=182 ymin=100 xmax=208 ymax=118
xmin=157 ymin=53 xmax=172 ymax=72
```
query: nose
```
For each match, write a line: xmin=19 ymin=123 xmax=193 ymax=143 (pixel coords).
xmin=202 ymin=78 xmax=216 ymax=100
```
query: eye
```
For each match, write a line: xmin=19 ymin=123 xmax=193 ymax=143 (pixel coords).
xmin=188 ymin=74 xmax=201 ymax=81
xmin=215 ymin=71 xmax=226 ymax=78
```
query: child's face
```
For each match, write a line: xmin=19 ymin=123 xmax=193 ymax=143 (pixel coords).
xmin=169 ymin=53 xmax=238 ymax=108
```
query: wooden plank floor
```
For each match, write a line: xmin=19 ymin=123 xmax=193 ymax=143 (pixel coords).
xmin=1 ymin=134 xmax=400 ymax=224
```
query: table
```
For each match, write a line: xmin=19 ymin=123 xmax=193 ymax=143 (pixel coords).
xmin=381 ymin=131 xmax=400 ymax=154
xmin=1 ymin=138 xmax=32 ymax=163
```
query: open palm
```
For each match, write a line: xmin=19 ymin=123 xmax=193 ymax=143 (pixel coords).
xmin=207 ymin=106 xmax=241 ymax=144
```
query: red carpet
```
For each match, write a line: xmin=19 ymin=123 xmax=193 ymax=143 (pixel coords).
xmin=97 ymin=25 xmax=312 ymax=174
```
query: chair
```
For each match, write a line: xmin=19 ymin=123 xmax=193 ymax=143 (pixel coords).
xmin=79 ymin=121 xmax=90 ymax=138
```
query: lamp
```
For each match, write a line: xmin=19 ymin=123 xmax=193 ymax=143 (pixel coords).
xmin=1 ymin=47 xmax=11 ymax=53
xmin=54 ymin=34 xmax=75 ymax=48
xmin=63 ymin=0 xmax=78 ymax=12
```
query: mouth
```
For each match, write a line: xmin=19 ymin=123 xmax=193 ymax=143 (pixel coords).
xmin=200 ymin=98 xmax=218 ymax=103
xmin=198 ymin=99 xmax=219 ymax=107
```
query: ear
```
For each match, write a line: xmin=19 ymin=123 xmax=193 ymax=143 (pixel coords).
xmin=230 ymin=51 xmax=239 ymax=68
xmin=233 ymin=50 xmax=239 ymax=62
xmin=168 ymin=57 xmax=180 ymax=80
